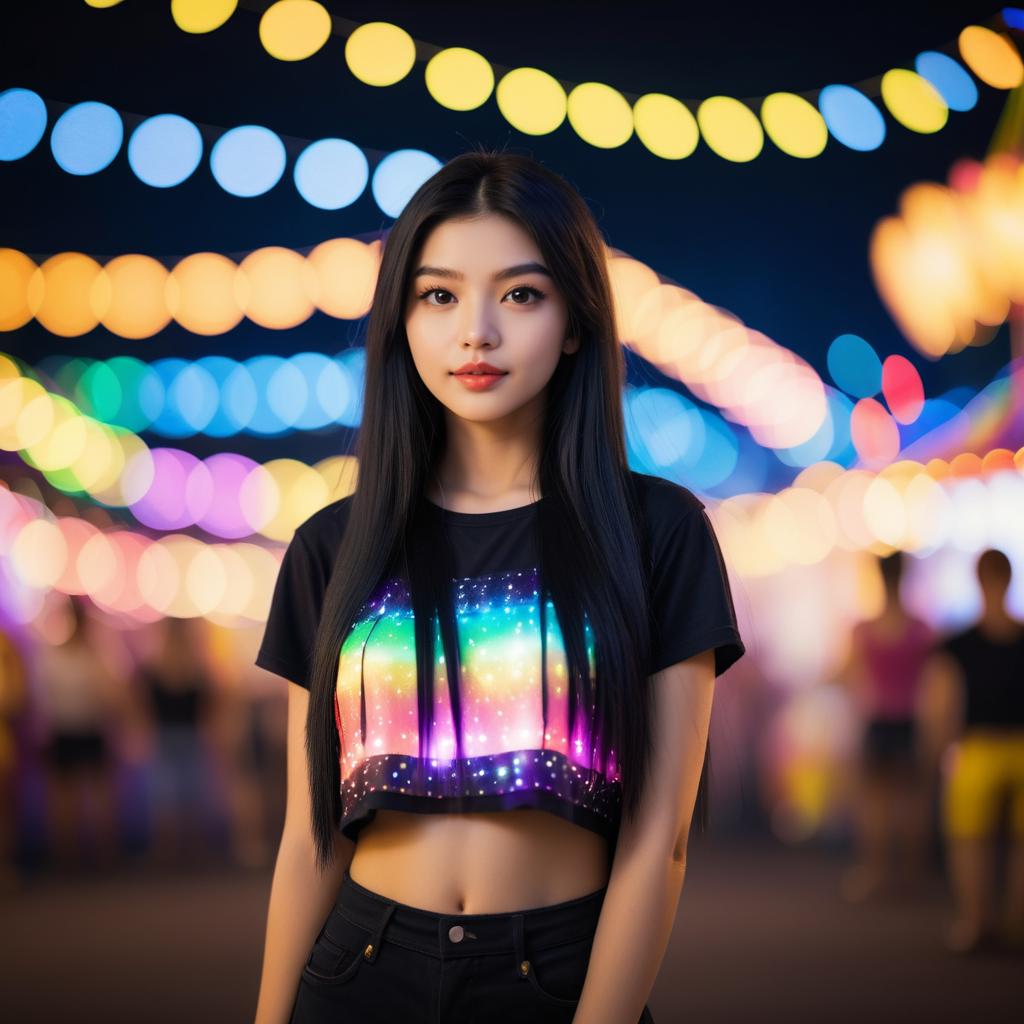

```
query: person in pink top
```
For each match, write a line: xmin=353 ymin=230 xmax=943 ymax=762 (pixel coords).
xmin=841 ymin=552 xmax=938 ymax=903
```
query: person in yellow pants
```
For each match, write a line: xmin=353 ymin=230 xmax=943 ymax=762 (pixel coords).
xmin=926 ymin=548 xmax=1024 ymax=953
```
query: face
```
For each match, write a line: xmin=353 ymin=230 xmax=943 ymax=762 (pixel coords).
xmin=404 ymin=213 xmax=576 ymax=426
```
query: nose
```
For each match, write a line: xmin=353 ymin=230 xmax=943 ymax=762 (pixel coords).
xmin=460 ymin=296 xmax=499 ymax=347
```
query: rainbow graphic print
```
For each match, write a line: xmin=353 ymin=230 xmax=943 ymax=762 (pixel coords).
xmin=334 ymin=566 xmax=622 ymax=840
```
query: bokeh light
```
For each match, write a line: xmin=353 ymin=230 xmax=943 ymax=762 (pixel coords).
xmin=880 ymin=68 xmax=948 ymax=134
xmin=760 ymin=92 xmax=828 ymax=158
xmin=818 ymin=84 xmax=886 ymax=151
xmin=957 ymin=24 xmax=1024 ymax=89
xmin=293 ymin=138 xmax=368 ymax=209
xmin=425 ymin=47 xmax=495 ymax=111
xmin=50 ymin=100 xmax=123 ymax=175
xmin=259 ymin=0 xmax=332 ymax=62
xmin=371 ymin=149 xmax=443 ymax=218
xmin=914 ymin=50 xmax=978 ymax=111
xmin=697 ymin=96 xmax=764 ymax=162
xmin=495 ymin=67 xmax=566 ymax=136
xmin=0 ymin=87 xmax=48 ymax=161
xmin=344 ymin=21 xmax=416 ymax=87
xmin=127 ymin=113 xmax=203 ymax=188
xmin=209 ymin=124 xmax=287 ymax=198
xmin=566 ymin=82 xmax=634 ymax=149
xmin=632 ymin=93 xmax=700 ymax=160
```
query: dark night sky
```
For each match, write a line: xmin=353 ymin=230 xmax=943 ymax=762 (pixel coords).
xmin=0 ymin=1 xmax=1016 ymax=473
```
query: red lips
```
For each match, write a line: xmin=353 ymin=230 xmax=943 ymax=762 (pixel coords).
xmin=451 ymin=361 xmax=507 ymax=375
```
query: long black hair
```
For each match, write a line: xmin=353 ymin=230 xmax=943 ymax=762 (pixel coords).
xmin=305 ymin=147 xmax=711 ymax=872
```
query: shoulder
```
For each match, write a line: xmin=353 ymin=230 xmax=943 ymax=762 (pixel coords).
xmin=628 ymin=470 xmax=706 ymax=534
xmin=293 ymin=492 xmax=355 ymax=560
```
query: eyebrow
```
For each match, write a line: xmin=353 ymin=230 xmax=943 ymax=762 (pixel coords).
xmin=413 ymin=261 xmax=552 ymax=282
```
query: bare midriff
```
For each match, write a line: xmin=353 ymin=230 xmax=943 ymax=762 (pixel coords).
xmin=348 ymin=808 xmax=612 ymax=915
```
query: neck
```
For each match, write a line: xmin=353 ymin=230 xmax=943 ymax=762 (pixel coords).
xmin=434 ymin=399 xmax=544 ymax=504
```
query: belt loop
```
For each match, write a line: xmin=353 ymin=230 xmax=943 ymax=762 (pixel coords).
xmin=362 ymin=901 xmax=396 ymax=964
xmin=512 ymin=913 xmax=529 ymax=981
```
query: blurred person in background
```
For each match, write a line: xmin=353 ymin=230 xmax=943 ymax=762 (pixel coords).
xmin=34 ymin=594 xmax=123 ymax=871
xmin=0 ymin=624 xmax=28 ymax=891
xmin=840 ymin=552 xmax=938 ymax=903
xmin=135 ymin=614 xmax=216 ymax=868
xmin=927 ymin=547 xmax=1024 ymax=954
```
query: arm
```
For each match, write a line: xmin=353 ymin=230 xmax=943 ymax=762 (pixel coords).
xmin=253 ymin=682 xmax=356 ymax=1024
xmin=572 ymin=647 xmax=716 ymax=1024
xmin=916 ymin=650 xmax=965 ymax=773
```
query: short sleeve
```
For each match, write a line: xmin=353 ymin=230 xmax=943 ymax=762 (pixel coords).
xmin=255 ymin=529 xmax=329 ymax=689
xmin=648 ymin=506 xmax=746 ymax=678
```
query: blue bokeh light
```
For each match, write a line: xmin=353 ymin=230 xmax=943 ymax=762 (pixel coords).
xmin=128 ymin=113 xmax=204 ymax=188
xmin=0 ymin=88 xmax=48 ymax=161
xmin=818 ymin=85 xmax=886 ymax=151
xmin=210 ymin=125 xmax=287 ymax=198
xmin=371 ymin=149 xmax=443 ymax=218
xmin=50 ymin=100 xmax=124 ymax=175
xmin=914 ymin=52 xmax=978 ymax=112
xmin=194 ymin=356 xmax=250 ymax=437
xmin=294 ymin=138 xmax=369 ymax=210
xmin=827 ymin=333 xmax=882 ymax=398
xmin=622 ymin=386 xmax=739 ymax=492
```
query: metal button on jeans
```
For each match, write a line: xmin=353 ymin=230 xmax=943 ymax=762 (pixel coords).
xmin=448 ymin=925 xmax=464 ymax=942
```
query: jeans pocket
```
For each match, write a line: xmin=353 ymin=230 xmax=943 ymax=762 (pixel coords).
xmin=521 ymin=934 xmax=593 ymax=1005
xmin=302 ymin=911 xmax=373 ymax=987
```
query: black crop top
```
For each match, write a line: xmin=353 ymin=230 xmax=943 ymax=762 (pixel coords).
xmin=255 ymin=471 xmax=746 ymax=843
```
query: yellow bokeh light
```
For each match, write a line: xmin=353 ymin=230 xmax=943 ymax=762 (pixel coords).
xmin=314 ymin=454 xmax=360 ymax=503
xmin=495 ymin=67 xmax=566 ymax=136
xmin=958 ymin=25 xmax=1024 ymax=89
xmin=862 ymin=475 xmax=906 ymax=547
xmin=566 ymin=82 xmax=633 ymax=149
xmin=69 ymin=418 xmax=126 ymax=493
xmin=0 ymin=248 xmax=37 ymax=331
xmin=171 ymin=0 xmax=237 ymax=33
xmin=245 ymin=458 xmax=330 ymax=541
xmin=14 ymin=389 xmax=57 ymax=450
xmin=259 ymin=0 xmax=332 ymax=61
xmin=760 ymin=92 xmax=828 ymax=158
xmin=237 ymin=247 xmax=319 ymax=329
xmin=345 ymin=21 xmax=416 ymax=87
xmin=880 ymin=68 xmax=948 ymax=134
xmin=307 ymin=238 xmax=379 ymax=319
xmin=632 ymin=93 xmax=699 ymax=160
xmin=26 ymin=252 xmax=106 ymax=337
xmin=78 ymin=530 xmax=122 ymax=599
xmin=84 ymin=0 xmax=125 ymax=7
xmin=168 ymin=252 xmax=245 ymax=335
xmin=22 ymin=395 xmax=82 ymax=472
xmin=606 ymin=256 xmax=661 ymax=342
xmin=136 ymin=536 xmax=184 ymax=614
xmin=0 ymin=377 xmax=44 ymax=450
xmin=11 ymin=519 xmax=67 ymax=589
xmin=697 ymin=96 xmax=764 ymax=162
xmin=95 ymin=254 xmax=173 ymax=339
xmin=425 ymin=47 xmax=494 ymax=111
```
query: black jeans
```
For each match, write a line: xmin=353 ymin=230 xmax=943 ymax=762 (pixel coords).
xmin=289 ymin=866 xmax=656 ymax=1024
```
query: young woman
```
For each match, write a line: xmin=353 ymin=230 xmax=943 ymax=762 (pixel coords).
xmin=253 ymin=150 xmax=746 ymax=1024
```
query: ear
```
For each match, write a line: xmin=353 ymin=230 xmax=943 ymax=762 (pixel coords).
xmin=563 ymin=335 xmax=580 ymax=355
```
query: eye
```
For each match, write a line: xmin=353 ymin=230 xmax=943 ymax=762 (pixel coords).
xmin=505 ymin=285 xmax=546 ymax=305
xmin=416 ymin=286 xmax=455 ymax=305
xmin=414 ymin=284 xmax=547 ymax=306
